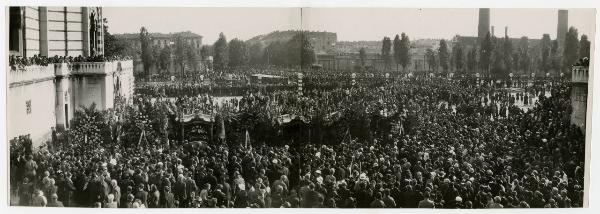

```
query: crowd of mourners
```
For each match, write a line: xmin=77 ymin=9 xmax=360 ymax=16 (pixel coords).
xmin=10 ymin=69 xmax=585 ymax=209
xmin=9 ymin=54 xmax=132 ymax=70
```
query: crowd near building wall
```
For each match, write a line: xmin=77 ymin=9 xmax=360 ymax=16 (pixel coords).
xmin=7 ymin=6 xmax=133 ymax=148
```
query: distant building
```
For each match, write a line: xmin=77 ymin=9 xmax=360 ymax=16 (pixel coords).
xmin=450 ymin=8 xmax=568 ymax=77
xmin=9 ymin=6 xmax=105 ymax=58
xmin=8 ymin=6 xmax=134 ymax=147
xmin=318 ymin=39 xmax=438 ymax=72
xmin=114 ymin=31 xmax=204 ymax=77
xmin=336 ymin=41 xmax=381 ymax=54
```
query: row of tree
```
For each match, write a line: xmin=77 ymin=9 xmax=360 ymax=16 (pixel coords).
xmin=418 ymin=26 xmax=590 ymax=78
xmin=138 ymin=27 xmax=204 ymax=79
xmin=377 ymin=33 xmax=412 ymax=72
xmin=212 ymin=32 xmax=317 ymax=71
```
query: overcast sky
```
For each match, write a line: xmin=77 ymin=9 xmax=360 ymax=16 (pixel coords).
xmin=103 ymin=8 xmax=596 ymax=44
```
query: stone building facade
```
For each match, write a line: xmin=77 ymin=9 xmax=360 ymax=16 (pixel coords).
xmin=9 ymin=6 xmax=104 ymax=58
xmin=7 ymin=7 xmax=134 ymax=147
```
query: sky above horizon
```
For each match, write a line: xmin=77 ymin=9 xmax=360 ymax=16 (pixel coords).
xmin=103 ymin=8 xmax=596 ymax=44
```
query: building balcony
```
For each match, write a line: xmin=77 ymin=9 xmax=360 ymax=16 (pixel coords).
xmin=572 ymin=66 xmax=589 ymax=84
xmin=8 ymin=64 xmax=55 ymax=85
xmin=70 ymin=60 xmax=134 ymax=75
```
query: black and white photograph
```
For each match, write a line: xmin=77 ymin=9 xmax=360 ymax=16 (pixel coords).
xmin=3 ymin=2 xmax=596 ymax=210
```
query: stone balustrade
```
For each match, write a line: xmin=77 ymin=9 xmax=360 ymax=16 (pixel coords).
xmin=70 ymin=60 xmax=134 ymax=75
xmin=8 ymin=60 xmax=134 ymax=85
xmin=9 ymin=64 xmax=55 ymax=84
xmin=572 ymin=66 xmax=589 ymax=84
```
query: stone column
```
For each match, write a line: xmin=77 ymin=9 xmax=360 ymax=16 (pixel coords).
xmin=82 ymin=7 xmax=90 ymax=57
xmin=39 ymin=7 xmax=49 ymax=57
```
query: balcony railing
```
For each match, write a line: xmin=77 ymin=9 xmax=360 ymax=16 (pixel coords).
xmin=70 ymin=60 xmax=134 ymax=75
xmin=8 ymin=60 xmax=134 ymax=85
xmin=572 ymin=66 xmax=589 ymax=84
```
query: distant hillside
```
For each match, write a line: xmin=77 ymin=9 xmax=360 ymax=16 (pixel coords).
xmin=114 ymin=31 xmax=202 ymax=40
xmin=247 ymin=30 xmax=336 ymax=44
xmin=247 ymin=30 xmax=338 ymax=54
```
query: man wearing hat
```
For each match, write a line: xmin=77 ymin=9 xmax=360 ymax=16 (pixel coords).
xmin=418 ymin=192 xmax=435 ymax=208
xmin=47 ymin=193 xmax=64 ymax=207
xmin=161 ymin=186 xmax=176 ymax=208
xmin=134 ymin=183 xmax=148 ymax=207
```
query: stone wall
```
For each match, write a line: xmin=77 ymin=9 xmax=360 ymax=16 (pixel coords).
xmin=8 ymin=66 xmax=57 ymax=147
xmin=7 ymin=60 xmax=134 ymax=147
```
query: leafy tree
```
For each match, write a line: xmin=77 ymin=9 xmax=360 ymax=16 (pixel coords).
xmin=393 ymin=35 xmax=401 ymax=71
xmin=286 ymin=32 xmax=316 ymax=69
xmin=200 ymin=45 xmax=211 ymax=60
xmin=426 ymin=48 xmax=437 ymax=72
xmin=479 ymin=32 xmax=493 ymax=75
xmin=438 ymin=39 xmax=449 ymax=72
xmin=467 ymin=48 xmax=477 ymax=72
xmin=248 ymin=42 xmax=263 ymax=66
xmin=300 ymin=33 xmax=317 ymax=69
xmin=381 ymin=37 xmax=392 ymax=71
xmin=550 ymin=40 xmax=561 ymax=72
xmin=539 ymin=34 xmax=552 ymax=73
xmin=140 ymin=27 xmax=153 ymax=80
xmin=491 ymin=38 xmax=506 ymax=79
xmin=579 ymin=34 xmax=590 ymax=59
xmin=104 ymin=25 xmax=132 ymax=58
xmin=186 ymin=43 xmax=199 ymax=72
xmin=158 ymin=46 xmax=171 ymax=73
xmin=151 ymin=45 xmax=160 ymax=73
xmin=399 ymin=33 xmax=411 ymax=72
xmin=263 ymin=41 xmax=286 ymax=66
xmin=452 ymin=44 xmax=464 ymax=73
xmin=174 ymin=35 xmax=187 ymax=76
xmin=512 ymin=52 xmax=520 ymax=73
xmin=228 ymin=38 xmax=248 ymax=67
xmin=359 ymin=47 xmax=367 ymax=67
xmin=213 ymin=32 xmax=229 ymax=71
xmin=518 ymin=36 xmax=530 ymax=73
xmin=563 ymin=27 xmax=580 ymax=71
xmin=502 ymin=35 xmax=513 ymax=75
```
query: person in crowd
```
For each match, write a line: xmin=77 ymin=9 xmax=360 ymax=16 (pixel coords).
xmin=9 ymin=70 xmax=584 ymax=209
xmin=47 ymin=194 xmax=64 ymax=207
xmin=104 ymin=194 xmax=118 ymax=208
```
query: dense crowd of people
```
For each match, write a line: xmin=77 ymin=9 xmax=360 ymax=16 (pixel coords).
xmin=10 ymin=69 xmax=585 ymax=209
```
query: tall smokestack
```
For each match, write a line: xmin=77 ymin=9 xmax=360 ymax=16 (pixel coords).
xmin=478 ymin=8 xmax=491 ymax=39
xmin=505 ymin=26 xmax=508 ymax=37
xmin=557 ymin=10 xmax=568 ymax=48
xmin=491 ymin=26 xmax=495 ymax=37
